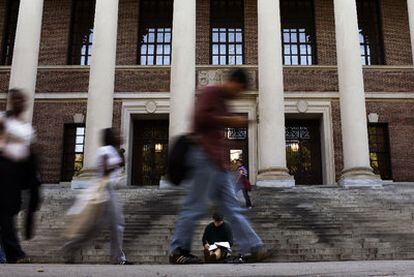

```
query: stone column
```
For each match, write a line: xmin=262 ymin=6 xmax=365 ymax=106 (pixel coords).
xmin=8 ymin=0 xmax=44 ymax=122
xmin=333 ymin=0 xmax=382 ymax=187
xmin=169 ymin=0 xmax=196 ymax=139
xmin=408 ymin=0 xmax=414 ymax=64
xmin=256 ymin=0 xmax=294 ymax=188
xmin=83 ymin=0 xmax=119 ymax=168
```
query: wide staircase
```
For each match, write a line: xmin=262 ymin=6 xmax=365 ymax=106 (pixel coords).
xmin=17 ymin=184 xmax=414 ymax=264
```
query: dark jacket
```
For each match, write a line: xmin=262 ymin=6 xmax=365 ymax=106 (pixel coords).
xmin=202 ymin=222 xmax=233 ymax=247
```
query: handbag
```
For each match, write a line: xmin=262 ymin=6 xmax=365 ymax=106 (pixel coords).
xmin=64 ymin=178 xmax=109 ymax=240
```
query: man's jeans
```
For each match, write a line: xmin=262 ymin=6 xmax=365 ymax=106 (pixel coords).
xmin=170 ymin=146 xmax=263 ymax=254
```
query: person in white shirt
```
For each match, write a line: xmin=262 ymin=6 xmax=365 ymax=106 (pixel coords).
xmin=63 ymin=128 xmax=130 ymax=265
xmin=0 ymin=89 xmax=34 ymax=263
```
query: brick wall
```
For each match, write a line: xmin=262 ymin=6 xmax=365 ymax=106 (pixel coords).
xmin=117 ymin=0 xmax=139 ymax=65
xmin=36 ymin=69 xmax=90 ymax=92
xmin=33 ymin=101 xmax=87 ymax=183
xmin=244 ymin=0 xmax=258 ymax=65
xmin=331 ymin=100 xmax=343 ymax=181
xmin=196 ymin=0 xmax=210 ymax=65
xmin=0 ymin=0 xmax=6 ymax=56
xmin=366 ymin=101 xmax=414 ymax=182
xmin=381 ymin=0 xmax=413 ymax=65
xmin=314 ymin=0 xmax=337 ymax=65
xmin=38 ymin=0 xmax=72 ymax=65
xmin=115 ymin=68 xmax=170 ymax=92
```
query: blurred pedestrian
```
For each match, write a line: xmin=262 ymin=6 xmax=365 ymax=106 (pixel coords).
xmin=169 ymin=69 xmax=269 ymax=264
xmin=235 ymin=160 xmax=252 ymax=209
xmin=202 ymin=213 xmax=233 ymax=262
xmin=0 ymin=89 xmax=35 ymax=263
xmin=63 ymin=128 xmax=131 ymax=265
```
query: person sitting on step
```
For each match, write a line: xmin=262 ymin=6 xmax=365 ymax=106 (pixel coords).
xmin=202 ymin=213 xmax=233 ymax=262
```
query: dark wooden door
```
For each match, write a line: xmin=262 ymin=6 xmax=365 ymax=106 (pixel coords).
xmin=286 ymin=119 xmax=322 ymax=185
xmin=131 ymin=120 xmax=169 ymax=186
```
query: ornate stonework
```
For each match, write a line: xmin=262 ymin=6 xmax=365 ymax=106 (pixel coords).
xmin=197 ymin=68 xmax=258 ymax=89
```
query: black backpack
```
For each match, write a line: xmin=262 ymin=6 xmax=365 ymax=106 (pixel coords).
xmin=167 ymin=134 xmax=194 ymax=186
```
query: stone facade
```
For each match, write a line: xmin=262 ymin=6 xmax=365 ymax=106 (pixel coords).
xmin=0 ymin=0 xmax=413 ymax=184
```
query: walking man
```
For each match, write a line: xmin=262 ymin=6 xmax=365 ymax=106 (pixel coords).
xmin=169 ymin=69 xmax=269 ymax=264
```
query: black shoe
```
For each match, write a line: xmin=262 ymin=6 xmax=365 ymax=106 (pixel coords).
xmin=118 ymin=260 xmax=134 ymax=265
xmin=169 ymin=249 xmax=202 ymax=264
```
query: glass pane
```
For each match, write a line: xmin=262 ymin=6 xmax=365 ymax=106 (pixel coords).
xmin=148 ymin=32 xmax=155 ymax=43
xmin=157 ymin=45 xmax=163 ymax=54
xmin=76 ymin=136 xmax=84 ymax=144
xmin=157 ymin=32 xmax=164 ymax=42
xmin=220 ymin=56 xmax=226 ymax=64
xmin=75 ymin=145 xmax=84 ymax=153
xmin=290 ymin=32 xmax=297 ymax=43
xmin=212 ymin=32 xmax=219 ymax=42
xmin=229 ymin=45 xmax=235 ymax=54
xmin=220 ymin=32 xmax=226 ymax=42
xmin=292 ymin=56 xmax=298 ymax=64
xmin=148 ymin=45 xmax=154 ymax=54
xmin=300 ymin=56 xmax=307 ymax=65
xmin=236 ymin=56 xmax=243 ymax=65
xmin=212 ymin=56 xmax=219 ymax=65
xmin=76 ymin=128 xmax=85 ymax=135
xmin=285 ymin=56 xmax=291 ymax=65
xmin=291 ymin=45 xmax=298 ymax=54
xmin=220 ymin=45 xmax=226 ymax=54
xmin=283 ymin=31 xmax=290 ymax=43
xmin=212 ymin=44 xmax=219 ymax=54
xmin=236 ymin=45 xmax=242 ymax=54
xmin=141 ymin=56 xmax=147 ymax=65
xmin=235 ymin=32 xmax=242 ymax=42
xmin=147 ymin=56 xmax=154 ymax=65
xmin=228 ymin=32 xmax=235 ymax=43
xmin=165 ymin=32 xmax=171 ymax=43
xmin=229 ymin=56 xmax=236 ymax=64
xmin=164 ymin=45 xmax=170 ymax=55
xmin=156 ymin=56 xmax=163 ymax=65
xmin=141 ymin=45 xmax=147 ymax=55
xmin=284 ymin=45 xmax=291 ymax=54
xmin=164 ymin=56 xmax=170 ymax=65
xmin=299 ymin=32 xmax=306 ymax=43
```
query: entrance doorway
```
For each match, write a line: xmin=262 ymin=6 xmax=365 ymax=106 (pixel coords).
xmin=131 ymin=119 xmax=169 ymax=186
xmin=286 ymin=119 xmax=323 ymax=185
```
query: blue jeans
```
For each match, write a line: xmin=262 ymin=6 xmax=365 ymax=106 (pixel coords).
xmin=170 ymin=146 xmax=263 ymax=254
xmin=0 ymin=247 xmax=6 ymax=263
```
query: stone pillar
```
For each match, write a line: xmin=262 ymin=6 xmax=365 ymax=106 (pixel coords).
xmin=169 ymin=0 xmax=196 ymax=139
xmin=408 ymin=0 xmax=414 ymax=64
xmin=83 ymin=0 xmax=119 ymax=168
xmin=256 ymin=0 xmax=294 ymax=188
xmin=333 ymin=0 xmax=382 ymax=187
xmin=8 ymin=0 xmax=44 ymax=122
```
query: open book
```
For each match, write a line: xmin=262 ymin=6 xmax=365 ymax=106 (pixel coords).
xmin=208 ymin=242 xmax=231 ymax=251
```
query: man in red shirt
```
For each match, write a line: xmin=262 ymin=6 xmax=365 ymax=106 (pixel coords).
xmin=169 ymin=69 xmax=268 ymax=264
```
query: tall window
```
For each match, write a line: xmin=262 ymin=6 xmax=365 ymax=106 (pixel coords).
xmin=368 ymin=123 xmax=392 ymax=180
xmin=138 ymin=0 xmax=173 ymax=65
xmin=357 ymin=0 xmax=384 ymax=65
xmin=68 ymin=0 xmax=95 ymax=65
xmin=210 ymin=0 xmax=244 ymax=65
xmin=1 ymin=0 xmax=20 ymax=65
xmin=61 ymin=124 xmax=86 ymax=182
xmin=281 ymin=0 xmax=317 ymax=65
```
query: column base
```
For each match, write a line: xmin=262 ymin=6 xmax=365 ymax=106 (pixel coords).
xmin=70 ymin=168 xmax=98 ymax=189
xmin=256 ymin=167 xmax=295 ymax=188
xmin=339 ymin=167 xmax=383 ymax=188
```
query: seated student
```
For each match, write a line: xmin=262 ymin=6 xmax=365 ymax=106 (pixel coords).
xmin=202 ymin=213 xmax=233 ymax=262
